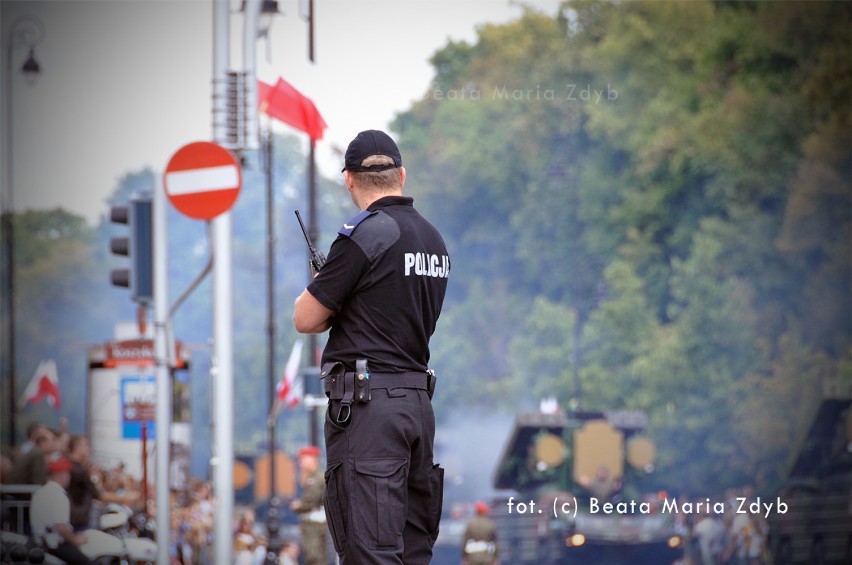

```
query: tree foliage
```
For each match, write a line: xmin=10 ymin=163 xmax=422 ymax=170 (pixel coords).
xmin=394 ymin=0 xmax=851 ymax=493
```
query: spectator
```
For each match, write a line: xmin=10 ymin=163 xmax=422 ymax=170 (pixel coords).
xmin=290 ymin=446 xmax=327 ymax=565
xmin=67 ymin=434 xmax=139 ymax=530
xmin=234 ymin=508 xmax=260 ymax=565
xmin=100 ymin=461 xmax=142 ymax=512
xmin=727 ymin=486 xmax=769 ymax=565
xmin=67 ymin=435 xmax=100 ymax=531
xmin=692 ymin=509 xmax=726 ymax=565
xmin=278 ymin=541 xmax=300 ymax=565
xmin=174 ymin=479 xmax=215 ymax=564
xmin=51 ymin=420 xmax=71 ymax=457
xmin=0 ymin=449 xmax=13 ymax=477
xmin=18 ymin=422 xmax=49 ymax=455
xmin=4 ymin=426 xmax=55 ymax=485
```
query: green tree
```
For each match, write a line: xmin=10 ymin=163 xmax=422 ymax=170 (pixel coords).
xmin=509 ymin=295 xmax=577 ymax=407
xmin=580 ymin=259 xmax=659 ymax=409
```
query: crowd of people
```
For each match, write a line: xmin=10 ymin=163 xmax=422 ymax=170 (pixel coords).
xmin=1 ymin=420 xmax=313 ymax=564
xmin=231 ymin=507 xmax=302 ymax=565
xmin=673 ymin=485 xmax=772 ymax=565
xmin=1 ymin=421 xmax=143 ymax=523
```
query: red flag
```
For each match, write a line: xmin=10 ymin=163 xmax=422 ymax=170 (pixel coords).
xmin=258 ymin=78 xmax=327 ymax=141
xmin=19 ymin=359 xmax=62 ymax=410
xmin=268 ymin=340 xmax=304 ymax=425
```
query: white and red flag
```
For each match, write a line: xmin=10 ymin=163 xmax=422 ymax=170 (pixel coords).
xmin=258 ymin=78 xmax=327 ymax=141
xmin=268 ymin=340 xmax=304 ymax=425
xmin=18 ymin=359 xmax=62 ymax=410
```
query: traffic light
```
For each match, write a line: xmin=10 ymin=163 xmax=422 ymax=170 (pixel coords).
xmin=109 ymin=195 xmax=153 ymax=305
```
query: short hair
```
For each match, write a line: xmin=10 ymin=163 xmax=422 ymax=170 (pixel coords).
xmin=349 ymin=154 xmax=401 ymax=193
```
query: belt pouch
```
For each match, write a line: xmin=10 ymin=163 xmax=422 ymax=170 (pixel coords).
xmin=321 ymin=362 xmax=344 ymax=399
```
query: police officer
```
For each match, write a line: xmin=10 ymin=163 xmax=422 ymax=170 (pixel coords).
xmin=293 ymin=129 xmax=450 ymax=565
xmin=290 ymin=446 xmax=328 ymax=565
xmin=30 ymin=457 xmax=95 ymax=565
xmin=462 ymin=502 xmax=499 ymax=565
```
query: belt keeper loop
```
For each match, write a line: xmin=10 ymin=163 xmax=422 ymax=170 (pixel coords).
xmin=336 ymin=401 xmax=351 ymax=424
xmin=337 ymin=371 xmax=355 ymax=423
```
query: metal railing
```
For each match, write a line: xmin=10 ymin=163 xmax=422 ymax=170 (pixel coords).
xmin=0 ymin=484 xmax=38 ymax=535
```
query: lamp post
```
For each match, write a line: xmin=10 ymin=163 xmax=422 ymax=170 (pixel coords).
xmin=233 ymin=2 xmax=283 ymax=563
xmin=250 ymin=4 xmax=284 ymax=562
xmin=2 ymin=14 xmax=44 ymax=447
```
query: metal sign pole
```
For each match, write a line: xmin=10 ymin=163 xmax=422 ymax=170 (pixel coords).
xmin=212 ymin=1 xmax=235 ymax=563
xmin=153 ymin=173 xmax=171 ymax=565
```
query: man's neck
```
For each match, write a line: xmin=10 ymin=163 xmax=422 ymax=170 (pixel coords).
xmin=360 ymin=190 xmax=402 ymax=211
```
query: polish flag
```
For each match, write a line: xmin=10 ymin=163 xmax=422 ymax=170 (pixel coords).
xmin=19 ymin=360 xmax=62 ymax=410
xmin=258 ymin=78 xmax=327 ymax=141
xmin=268 ymin=340 xmax=304 ymax=425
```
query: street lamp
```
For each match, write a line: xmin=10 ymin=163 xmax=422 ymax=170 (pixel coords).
xmin=3 ymin=14 xmax=44 ymax=447
xmin=257 ymin=0 xmax=281 ymax=39
xmin=238 ymin=2 xmax=285 ymax=562
xmin=258 ymin=10 xmax=283 ymax=561
xmin=21 ymin=49 xmax=41 ymax=77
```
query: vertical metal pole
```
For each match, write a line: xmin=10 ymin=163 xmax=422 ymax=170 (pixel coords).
xmin=141 ymin=422 xmax=149 ymax=515
xmin=307 ymin=0 xmax=315 ymax=63
xmin=212 ymin=191 xmax=235 ymax=565
xmin=243 ymin=0 xmax=260 ymax=151
xmin=307 ymin=140 xmax=320 ymax=448
xmin=153 ymin=174 xmax=172 ymax=565
xmin=212 ymin=1 xmax=234 ymax=564
xmin=264 ymin=123 xmax=284 ymax=565
xmin=265 ymin=127 xmax=277 ymax=495
xmin=3 ymin=32 xmax=17 ymax=447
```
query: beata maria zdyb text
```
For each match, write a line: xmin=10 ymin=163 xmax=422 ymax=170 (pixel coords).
xmin=506 ymin=495 xmax=790 ymax=519
xmin=428 ymin=84 xmax=619 ymax=103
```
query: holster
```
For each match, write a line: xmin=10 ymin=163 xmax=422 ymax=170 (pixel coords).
xmin=320 ymin=361 xmax=352 ymax=424
xmin=321 ymin=359 xmax=372 ymax=424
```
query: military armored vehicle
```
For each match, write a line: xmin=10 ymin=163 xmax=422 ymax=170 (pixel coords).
xmin=768 ymin=378 xmax=851 ymax=564
xmin=490 ymin=408 xmax=683 ymax=564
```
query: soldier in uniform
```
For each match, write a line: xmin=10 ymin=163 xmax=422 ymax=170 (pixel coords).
xmin=290 ymin=446 xmax=327 ymax=565
xmin=294 ymin=129 xmax=450 ymax=565
xmin=462 ymin=502 xmax=499 ymax=565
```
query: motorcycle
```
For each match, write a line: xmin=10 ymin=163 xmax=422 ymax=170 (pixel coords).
xmin=79 ymin=504 xmax=157 ymax=565
xmin=0 ymin=530 xmax=66 ymax=564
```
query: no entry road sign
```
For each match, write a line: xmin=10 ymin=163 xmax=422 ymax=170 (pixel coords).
xmin=163 ymin=141 xmax=242 ymax=220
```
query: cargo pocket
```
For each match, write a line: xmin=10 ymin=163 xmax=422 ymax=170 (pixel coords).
xmin=353 ymin=458 xmax=408 ymax=550
xmin=428 ymin=464 xmax=445 ymax=545
xmin=323 ymin=460 xmax=348 ymax=554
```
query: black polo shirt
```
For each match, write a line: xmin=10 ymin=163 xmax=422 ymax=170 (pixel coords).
xmin=307 ymin=196 xmax=450 ymax=373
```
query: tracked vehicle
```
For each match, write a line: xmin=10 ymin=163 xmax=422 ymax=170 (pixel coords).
xmin=490 ymin=409 xmax=683 ymax=564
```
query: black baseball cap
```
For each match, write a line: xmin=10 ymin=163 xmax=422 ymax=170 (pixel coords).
xmin=341 ymin=130 xmax=402 ymax=172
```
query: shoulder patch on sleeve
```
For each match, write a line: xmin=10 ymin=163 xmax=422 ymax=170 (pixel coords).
xmin=338 ymin=210 xmax=376 ymax=237
xmin=345 ymin=210 xmax=400 ymax=261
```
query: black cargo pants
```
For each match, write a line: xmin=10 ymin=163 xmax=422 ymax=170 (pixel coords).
xmin=323 ymin=386 xmax=443 ymax=565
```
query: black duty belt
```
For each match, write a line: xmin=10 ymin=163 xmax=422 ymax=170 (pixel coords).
xmin=369 ymin=372 xmax=431 ymax=390
xmin=320 ymin=362 xmax=436 ymax=423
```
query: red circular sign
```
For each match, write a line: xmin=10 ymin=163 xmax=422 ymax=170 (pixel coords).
xmin=163 ymin=141 xmax=242 ymax=220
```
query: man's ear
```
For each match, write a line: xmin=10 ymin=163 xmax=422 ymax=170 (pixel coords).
xmin=343 ymin=170 xmax=355 ymax=192
xmin=399 ymin=166 xmax=407 ymax=189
